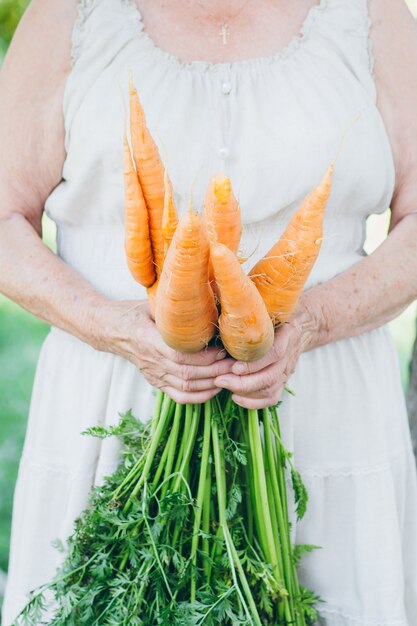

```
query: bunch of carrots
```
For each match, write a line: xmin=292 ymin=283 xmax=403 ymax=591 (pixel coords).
xmin=15 ymin=78 xmax=332 ymax=626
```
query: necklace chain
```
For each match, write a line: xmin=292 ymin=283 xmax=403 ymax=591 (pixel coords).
xmin=194 ymin=0 xmax=253 ymax=45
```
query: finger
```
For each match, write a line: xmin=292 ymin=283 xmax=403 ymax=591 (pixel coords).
xmin=144 ymin=323 xmax=228 ymax=366
xmin=227 ymin=382 xmax=281 ymax=401
xmin=230 ymin=347 xmax=278 ymax=376
xmin=168 ymin=345 xmax=228 ymax=367
xmin=163 ymin=386 xmax=221 ymax=405
xmin=162 ymin=374 xmax=220 ymax=393
xmin=215 ymin=364 xmax=280 ymax=395
xmin=231 ymin=325 xmax=293 ymax=376
xmin=231 ymin=391 xmax=282 ymax=410
xmin=164 ymin=357 xmax=235 ymax=381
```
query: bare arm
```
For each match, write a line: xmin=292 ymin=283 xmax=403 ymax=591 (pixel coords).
xmin=0 ymin=0 xmax=231 ymax=403
xmin=0 ymin=0 xmax=105 ymax=342
xmin=299 ymin=0 xmax=417 ymax=348
xmin=0 ymin=0 xmax=114 ymax=347
xmin=217 ymin=0 xmax=417 ymax=408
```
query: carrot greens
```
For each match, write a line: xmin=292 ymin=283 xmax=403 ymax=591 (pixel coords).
xmin=15 ymin=395 xmax=320 ymax=626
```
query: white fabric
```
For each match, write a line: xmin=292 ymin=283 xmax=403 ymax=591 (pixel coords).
xmin=3 ymin=0 xmax=417 ymax=624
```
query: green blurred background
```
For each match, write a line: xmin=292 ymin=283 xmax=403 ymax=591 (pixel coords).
xmin=1 ymin=0 xmax=417 ymax=612
xmin=0 ymin=0 xmax=28 ymax=59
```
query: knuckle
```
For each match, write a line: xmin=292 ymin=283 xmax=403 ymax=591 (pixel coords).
xmin=173 ymin=351 xmax=186 ymax=365
xmin=264 ymin=370 xmax=277 ymax=389
xmin=213 ymin=362 xmax=224 ymax=377
xmin=280 ymin=371 xmax=289 ymax=387
xmin=159 ymin=370 xmax=169 ymax=384
xmin=239 ymin=362 xmax=251 ymax=375
xmin=180 ymin=364 xmax=194 ymax=381
xmin=200 ymin=349 xmax=214 ymax=364
xmin=271 ymin=342 xmax=281 ymax=361
xmin=161 ymin=385 xmax=173 ymax=400
xmin=180 ymin=378 xmax=194 ymax=393
xmin=237 ymin=376 xmax=249 ymax=393
xmin=284 ymin=363 xmax=295 ymax=379
xmin=216 ymin=359 xmax=233 ymax=377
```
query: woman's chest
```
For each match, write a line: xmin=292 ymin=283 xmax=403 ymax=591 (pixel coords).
xmin=132 ymin=0 xmax=321 ymax=64
xmin=64 ymin=44 xmax=395 ymax=230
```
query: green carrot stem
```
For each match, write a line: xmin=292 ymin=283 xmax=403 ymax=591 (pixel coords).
xmin=124 ymin=395 xmax=174 ymax=508
xmin=271 ymin=407 xmax=289 ymax=508
xmin=142 ymin=482 xmax=173 ymax=599
xmin=218 ymin=420 xmax=227 ymax=513
xmin=245 ymin=412 xmax=268 ymax=559
xmin=150 ymin=389 xmax=164 ymax=435
xmin=112 ymin=394 xmax=174 ymax=504
xmin=172 ymin=403 xmax=193 ymax=480
xmin=239 ymin=407 xmax=254 ymax=544
xmin=169 ymin=404 xmax=201 ymax=550
xmin=128 ymin=560 xmax=154 ymax=617
xmin=264 ymin=440 xmax=293 ymax=624
xmin=112 ymin=400 xmax=170 ymax=500
xmin=223 ymin=391 xmax=234 ymax=416
xmin=182 ymin=404 xmax=193 ymax=445
xmin=151 ymin=429 xmax=173 ymax=492
xmin=211 ymin=418 xmax=226 ymax=523
xmin=202 ymin=458 xmax=212 ymax=579
xmin=263 ymin=410 xmax=294 ymax=590
xmin=159 ymin=402 xmax=183 ymax=497
xmin=212 ymin=418 xmax=262 ymax=626
xmin=247 ymin=409 xmax=286 ymax=591
xmin=264 ymin=448 xmax=285 ymax=580
xmin=172 ymin=404 xmax=200 ymax=493
xmin=270 ymin=407 xmax=306 ymax=625
xmin=190 ymin=400 xmax=212 ymax=601
xmin=182 ymin=404 xmax=201 ymax=480
xmin=247 ymin=409 xmax=274 ymax=561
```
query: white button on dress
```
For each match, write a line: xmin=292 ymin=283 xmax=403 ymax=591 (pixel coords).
xmin=221 ymin=80 xmax=232 ymax=94
xmin=218 ymin=146 xmax=229 ymax=159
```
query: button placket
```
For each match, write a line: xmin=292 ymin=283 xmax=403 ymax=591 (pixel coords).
xmin=218 ymin=73 xmax=233 ymax=163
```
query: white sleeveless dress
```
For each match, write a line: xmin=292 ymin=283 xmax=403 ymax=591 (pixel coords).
xmin=3 ymin=1 xmax=417 ymax=624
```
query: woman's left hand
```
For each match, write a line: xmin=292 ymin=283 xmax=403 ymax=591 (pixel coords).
xmin=214 ymin=314 xmax=311 ymax=409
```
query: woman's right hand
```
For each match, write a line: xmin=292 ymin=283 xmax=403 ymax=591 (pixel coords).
xmin=101 ymin=300 xmax=234 ymax=404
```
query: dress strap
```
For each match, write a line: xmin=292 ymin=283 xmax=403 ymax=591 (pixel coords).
xmin=313 ymin=0 xmax=376 ymax=99
xmin=64 ymin=0 xmax=141 ymax=151
xmin=71 ymin=0 xmax=97 ymax=67
xmin=70 ymin=0 xmax=140 ymax=67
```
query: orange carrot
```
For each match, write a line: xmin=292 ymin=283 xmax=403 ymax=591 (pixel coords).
xmin=146 ymin=281 xmax=159 ymax=320
xmin=210 ymin=241 xmax=274 ymax=361
xmin=204 ymin=174 xmax=242 ymax=282
xmin=124 ymin=134 xmax=156 ymax=288
xmin=147 ymin=171 xmax=178 ymax=320
xmin=162 ymin=168 xmax=178 ymax=257
xmin=250 ymin=164 xmax=334 ymax=325
xmin=155 ymin=207 xmax=217 ymax=353
xmin=129 ymin=74 xmax=165 ymax=276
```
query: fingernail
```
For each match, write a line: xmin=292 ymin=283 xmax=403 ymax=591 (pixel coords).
xmin=216 ymin=350 xmax=227 ymax=360
xmin=233 ymin=363 xmax=246 ymax=375
xmin=216 ymin=377 xmax=228 ymax=386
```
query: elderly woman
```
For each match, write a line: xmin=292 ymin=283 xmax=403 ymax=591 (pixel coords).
xmin=1 ymin=0 xmax=417 ymax=624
